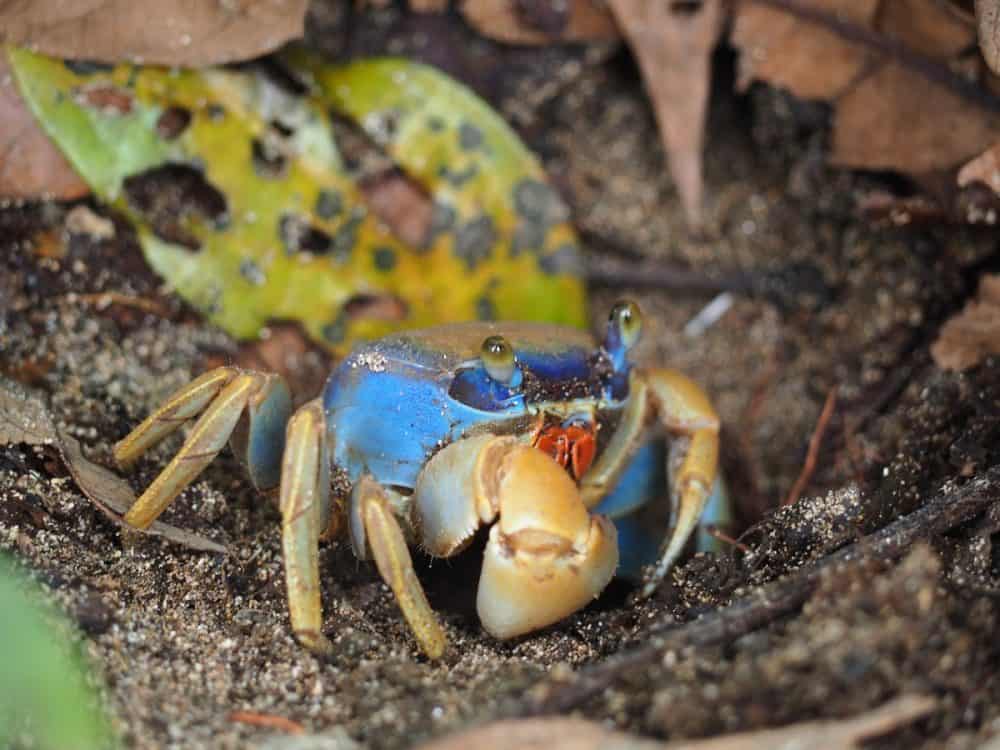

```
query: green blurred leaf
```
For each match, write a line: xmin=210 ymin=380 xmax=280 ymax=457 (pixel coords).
xmin=0 ymin=556 xmax=116 ymax=749
xmin=8 ymin=48 xmax=587 ymax=354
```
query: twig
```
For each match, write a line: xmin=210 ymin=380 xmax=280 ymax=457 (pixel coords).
xmin=69 ymin=291 xmax=171 ymax=317
xmin=704 ymin=525 xmax=751 ymax=553
xmin=587 ymin=253 xmax=831 ymax=311
xmin=745 ymin=0 xmax=1000 ymax=114
xmin=520 ymin=469 xmax=998 ymax=716
xmin=783 ymin=386 xmax=838 ymax=506
xmin=586 ymin=257 xmax=744 ymax=295
xmin=228 ymin=711 xmax=306 ymax=735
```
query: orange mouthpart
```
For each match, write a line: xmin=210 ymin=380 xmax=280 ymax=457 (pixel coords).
xmin=530 ymin=421 xmax=597 ymax=479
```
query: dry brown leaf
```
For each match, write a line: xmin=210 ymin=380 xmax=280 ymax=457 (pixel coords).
xmin=880 ymin=0 xmax=974 ymax=57
xmin=732 ymin=0 xmax=879 ymax=99
xmin=608 ymin=0 xmax=723 ymax=228
xmin=978 ymin=0 xmax=1000 ymax=74
xmin=733 ymin=0 xmax=1000 ymax=176
xmin=832 ymin=62 xmax=1000 ymax=172
xmin=460 ymin=0 xmax=619 ymax=44
xmin=411 ymin=0 xmax=450 ymax=11
xmin=0 ymin=375 xmax=225 ymax=553
xmin=958 ymin=140 xmax=1000 ymax=194
xmin=57 ymin=429 xmax=226 ymax=554
xmin=416 ymin=695 xmax=935 ymax=750
xmin=931 ymin=274 xmax=1000 ymax=370
xmin=0 ymin=51 xmax=89 ymax=200
xmin=662 ymin=694 xmax=937 ymax=749
xmin=0 ymin=0 xmax=309 ymax=67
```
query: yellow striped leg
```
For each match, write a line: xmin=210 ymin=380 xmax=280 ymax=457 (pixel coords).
xmin=639 ymin=368 xmax=720 ymax=597
xmin=115 ymin=368 xmax=238 ymax=471
xmin=120 ymin=370 xmax=268 ymax=529
xmin=279 ymin=400 xmax=334 ymax=655
xmin=353 ymin=476 xmax=446 ymax=659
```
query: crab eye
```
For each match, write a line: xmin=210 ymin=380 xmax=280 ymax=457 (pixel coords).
xmin=609 ymin=300 xmax=642 ymax=351
xmin=481 ymin=335 xmax=517 ymax=385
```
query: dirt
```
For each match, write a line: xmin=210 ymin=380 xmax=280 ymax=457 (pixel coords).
xmin=2 ymin=9 xmax=1000 ymax=750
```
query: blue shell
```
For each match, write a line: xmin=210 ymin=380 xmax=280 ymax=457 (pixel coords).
xmin=322 ymin=321 xmax=627 ymax=488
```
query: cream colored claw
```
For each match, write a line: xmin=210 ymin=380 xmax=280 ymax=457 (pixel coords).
xmin=413 ymin=436 xmax=618 ymax=640
xmin=477 ymin=442 xmax=618 ymax=638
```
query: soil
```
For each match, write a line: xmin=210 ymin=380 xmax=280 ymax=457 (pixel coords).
xmin=1 ymin=7 xmax=1000 ymax=750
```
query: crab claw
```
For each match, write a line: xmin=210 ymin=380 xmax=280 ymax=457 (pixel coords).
xmin=475 ymin=443 xmax=618 ymax=639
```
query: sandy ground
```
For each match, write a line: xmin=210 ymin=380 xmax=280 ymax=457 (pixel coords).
xmin=2 ymin=15 xmax=1000 ymax=750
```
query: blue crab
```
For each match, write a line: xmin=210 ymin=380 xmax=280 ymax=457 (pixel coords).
xmin=115 ymin=301 xmax=720 ymax=658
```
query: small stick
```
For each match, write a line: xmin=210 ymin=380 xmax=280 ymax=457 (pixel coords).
xmin=704 ymin=525 xmax=750 ymax=553
xmin=228 ymin=711 xmax=306 ymax=735
xmin=70 ymin=292 xmax=171 ymax=317
xmin=783 ymin=386 xmax=838 ymax=507
xmin=586 ymin=258 xmax=741 ymax=295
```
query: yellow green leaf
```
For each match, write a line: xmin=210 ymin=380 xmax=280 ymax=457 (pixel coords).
xmin=9 ymin=48 xmax=587 ymax=353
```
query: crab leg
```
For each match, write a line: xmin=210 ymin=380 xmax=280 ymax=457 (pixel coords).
xmin=114 ymin=368 xmax=237 ymax=470
xmin=577 ymin=368 xmax=719 ymax=596
xmin=279 ymin=400 xmax=334 ymax=655
xmin=117 ymin=368 xmax=292 ymax=529
xmin=352 ymin=476 xmax=446 ymax=659
xmin=639 ymin=368 xmax=719 ymax=597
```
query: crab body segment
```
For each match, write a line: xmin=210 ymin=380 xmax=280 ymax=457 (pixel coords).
xmin=114 ymin=302 xmax=719 ymax=658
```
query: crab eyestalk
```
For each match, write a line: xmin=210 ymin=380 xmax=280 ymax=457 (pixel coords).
xmin=601 ymin=300 xmax=642 ymax=396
